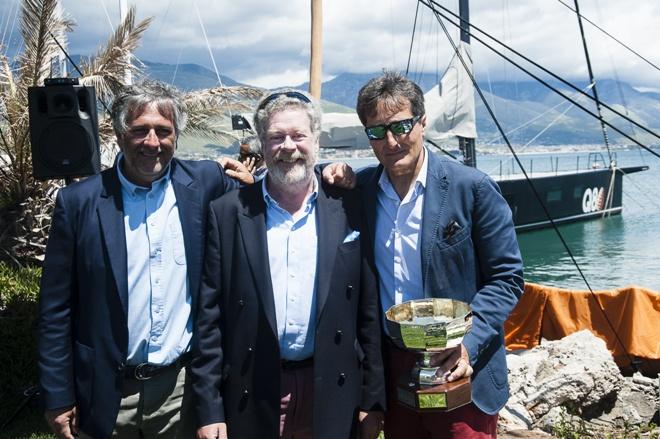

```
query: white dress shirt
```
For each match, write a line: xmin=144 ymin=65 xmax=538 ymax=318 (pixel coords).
xmin=374 ymin=148 xmax=429 ymax=317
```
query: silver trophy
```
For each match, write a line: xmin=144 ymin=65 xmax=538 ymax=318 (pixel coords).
xmin=385 ymin=298 xmax=473 ymax=411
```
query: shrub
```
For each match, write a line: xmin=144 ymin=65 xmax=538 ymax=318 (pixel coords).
xmin=0 ymin=262 xmax=41 ymax=409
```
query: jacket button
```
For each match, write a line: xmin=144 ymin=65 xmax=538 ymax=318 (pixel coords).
xmin=117 ymin=362 xmax=125 ymax=372
xmin=243 ymin=389 xmax=249 ymax=397
xmin=238 ymin=299 xmax=245 ymax=307
xmin=338 ymin=373 xmax=346 ymax=385
xmin=346 ymin=285 xmax=353 ymax=299
xmin=335 ymin=330 xmax=342 ymax=344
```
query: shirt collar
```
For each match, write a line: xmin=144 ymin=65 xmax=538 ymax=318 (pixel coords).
xmin=116 ymin=152 xmax=172 ymax=197
xmin=378 ymin=146 xmax=429 ymax=201
xmin=262 ymin=176 xmax=319 ymax=214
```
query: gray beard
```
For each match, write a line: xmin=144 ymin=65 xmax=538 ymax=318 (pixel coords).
xmin=267 ymin=160 xmax=313 ymax=186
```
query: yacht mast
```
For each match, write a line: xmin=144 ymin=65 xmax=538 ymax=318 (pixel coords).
xmin=457 ymin=0 xmax=476 ymax=167
xmin=573 ymin=0 xmax=612 ymax=164
xmin=309 ymin=0 xmax=322 ymax=99
xmin=118 ymin=0 xmax=132 ymax=85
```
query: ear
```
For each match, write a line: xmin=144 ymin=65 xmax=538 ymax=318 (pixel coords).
xmin=420 ymin=114 xmax=428 ymax=128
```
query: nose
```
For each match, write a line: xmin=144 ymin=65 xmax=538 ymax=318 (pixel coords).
xmin=383 ymin=129 xmax=399 ymax=150
xmin=143 ymin=129 xmax=159 ymax=147
xmin=281 ymin=135 xmax=297 ymax=151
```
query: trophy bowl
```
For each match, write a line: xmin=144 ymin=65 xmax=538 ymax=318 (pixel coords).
xmin=385 ymin=298 xmax=473 ymax=412
xmin=385 ymin=298 xmax=472 ymax=351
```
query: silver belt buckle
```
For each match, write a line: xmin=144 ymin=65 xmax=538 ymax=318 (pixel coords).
xmin=134 ymin=363 xmax=152 ymax=380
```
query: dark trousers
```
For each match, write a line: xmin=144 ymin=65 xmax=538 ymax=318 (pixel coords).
xmin=279 ymin=362 xmax=314 ymax=439
xmin=384 ymin=344 xmax=498 ymax=439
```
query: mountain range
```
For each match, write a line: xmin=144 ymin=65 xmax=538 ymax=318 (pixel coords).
xmin=110 ymin=59 xmax=660 ymax=146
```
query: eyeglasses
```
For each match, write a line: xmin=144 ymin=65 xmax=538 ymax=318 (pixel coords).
xmin=257 ymin=91 xmax=312 ymax=111
xmin=364 ymin=115 xmax=422 ymax=140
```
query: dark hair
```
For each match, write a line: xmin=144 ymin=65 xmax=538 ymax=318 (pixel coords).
xmin=356 ymin=71 xmax=425 ymax=125
xmin=111 ymin=80 xmax=187 ymax=138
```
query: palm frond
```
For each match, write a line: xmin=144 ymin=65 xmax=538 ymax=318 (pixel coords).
xmin=17 ymin=0 xmax=74 ymax=90
xmin=78 ymin=6 xmax=153 ymax=103
xmin=181 ymin=86 xmax=265 ymax=143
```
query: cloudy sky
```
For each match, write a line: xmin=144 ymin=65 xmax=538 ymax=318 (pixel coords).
xmin=1 ymin=0 xmax=659 ymax=89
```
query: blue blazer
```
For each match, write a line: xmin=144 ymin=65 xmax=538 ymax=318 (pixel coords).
xmin=358 ymin=150 xmax=524 ymax=414
xmin=37 ymin=159 xmax=237 ymax=438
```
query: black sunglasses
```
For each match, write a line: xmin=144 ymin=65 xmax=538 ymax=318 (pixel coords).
xmin=364 ymin=115 xmax=422 ymax=140
xmin=257 ymin=91 xmax=312 ymax=111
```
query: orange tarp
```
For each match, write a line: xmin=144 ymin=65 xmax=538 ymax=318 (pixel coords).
xmin=504 ymin=282 xmax=660 ymax=375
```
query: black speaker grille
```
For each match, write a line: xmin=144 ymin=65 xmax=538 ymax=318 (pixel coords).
xmin=38 ymin=122 xmax=92 ymax=171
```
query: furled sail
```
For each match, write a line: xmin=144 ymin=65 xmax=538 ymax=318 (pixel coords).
xmin=424 ymin=41 xmax=477 ymax=141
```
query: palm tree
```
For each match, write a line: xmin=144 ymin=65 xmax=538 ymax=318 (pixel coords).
xmin=0 ymin=0 xmax=264 ymax=266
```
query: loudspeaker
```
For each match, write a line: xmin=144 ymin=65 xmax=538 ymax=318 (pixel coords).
xmin=28 ymin=79 xmax=101 ymax=180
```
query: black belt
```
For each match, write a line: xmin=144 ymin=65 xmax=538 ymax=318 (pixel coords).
xmin=281 ymin=357 xmax=313 ymax=371
xmin=123 ymin=352 xmax=192 ymax=381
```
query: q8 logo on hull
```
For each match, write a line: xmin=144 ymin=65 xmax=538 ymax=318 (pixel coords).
xmin=582 ymin=187 xmax=605 ymax=213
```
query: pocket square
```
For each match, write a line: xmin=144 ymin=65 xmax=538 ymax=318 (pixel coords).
xmin=343 ymin=230 xmax=360 ymax=243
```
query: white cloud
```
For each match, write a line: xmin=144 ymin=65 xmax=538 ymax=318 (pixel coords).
xmin=1 ymin=0 xmax=658 ymax=89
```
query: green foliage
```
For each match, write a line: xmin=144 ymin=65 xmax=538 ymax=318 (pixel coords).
xmin=552 ymin=406 xmax=591 ymax=438
xmin=0 ymin=262 xmax=41 ymax=428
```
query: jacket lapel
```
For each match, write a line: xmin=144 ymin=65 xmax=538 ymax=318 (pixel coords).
xmin=420 ymin=152 xmax=449 ymax=295
xmin=170 ymin=161 xmax=203 ymax=314
xmin=237 ymin=185 xmax=278 ymax=337
xmin=315 ymin=177 xmax=345 ymax=319
xmin=360 ymin=165 xmax=383 ymax=247
xmin=98 ymin=170 xmax=129 ymax=316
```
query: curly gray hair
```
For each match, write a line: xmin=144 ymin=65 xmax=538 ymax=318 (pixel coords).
xmin=111 ymin=80 xmax=187 ymax=138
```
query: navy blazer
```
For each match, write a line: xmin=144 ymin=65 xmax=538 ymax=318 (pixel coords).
xmin=190 ymin=173 xmax=386 ymax=438
xmin=358 ymin=150 xmax=524 ymax=415
xmin=37 ymin=159 xmax=236 ymax=439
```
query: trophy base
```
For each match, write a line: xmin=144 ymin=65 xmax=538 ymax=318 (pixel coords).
xmin=396 ymin=376 xmax=471 ymax=412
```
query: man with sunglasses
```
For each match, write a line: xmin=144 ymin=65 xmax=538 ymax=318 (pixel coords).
xmin=327 ymin=71 xmax=523 ymax=438
xmin=191 ymin=89 xmax=385 ymax=439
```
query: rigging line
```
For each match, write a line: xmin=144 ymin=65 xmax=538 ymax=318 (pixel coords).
xmin=425 ymin=1 xmax=640 ymax=370
xmin=556 ymin=0 xmax=660 ymax=74
xmin=406 ymin=0 xmax=419 ymax=76
xmin=97 ymin=0 xmax=115 ymax=33
xmin=5 ymin=0 xmax=20 ymax=59
xmin=421 ymin=0 xmax=660 ymax=161
xmin=618 ymin=168 xmax=660 ymax=211
xmin=485 ymin=94 xmax=590 ymax=175
xmin=482 ymin=83 xmax=593 ymax=146
xmin=424 ymin=0 xmax=660 ymax=146
xmin=171 ymin=48 xmax=183 ymax=86
xmin=593 ymin=2 xmax=639 ymax=164
xmin=573 ymin=0 xmax=612 ymax=164
xmin=0 ymin=0 xmax=15 ymax=50
xmin=48 ymin=31 xmax=112 ymax=116
xmin=192 ymin=0 xmax=232 ymax=117
xmin=406 ymin=3 xmax=421 ymax=81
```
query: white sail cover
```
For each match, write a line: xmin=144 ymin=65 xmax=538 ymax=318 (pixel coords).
xmin=424 ymin=42 xmax=477 ymax=140
xmin=320 ymin=112 xmax=369 ymax=148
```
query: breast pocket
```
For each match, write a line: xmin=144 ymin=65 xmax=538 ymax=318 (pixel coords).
xmin=427 ymin=228 xmax=477 ymax=302
xmin=168 ymin=222 xmax=187 ymax=265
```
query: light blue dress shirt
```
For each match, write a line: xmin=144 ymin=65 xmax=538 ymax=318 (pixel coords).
xmin=263 ymin=178 xmax=319 ymax=361
xmin=117 ymin=154 xmax=192 ymax=366
xmin=375 ymin=147 xmax=429 ymax=318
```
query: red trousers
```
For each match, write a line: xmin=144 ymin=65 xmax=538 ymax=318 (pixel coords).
xmin=384 ymin=344 xmax=498 ymax=439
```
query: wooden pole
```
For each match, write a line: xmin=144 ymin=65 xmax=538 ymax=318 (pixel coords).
xmin=309 ymin=0 xmax=322 ymax=99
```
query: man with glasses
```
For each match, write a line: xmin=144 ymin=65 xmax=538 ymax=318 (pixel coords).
xmin=327 ymin=71 xmax=523 ymax=438
xmin=191 ymin=89 xmax=385 ymax=439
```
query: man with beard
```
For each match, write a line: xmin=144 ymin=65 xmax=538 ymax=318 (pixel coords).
xmin=190 ymin=89 xmax=386 ymax=439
